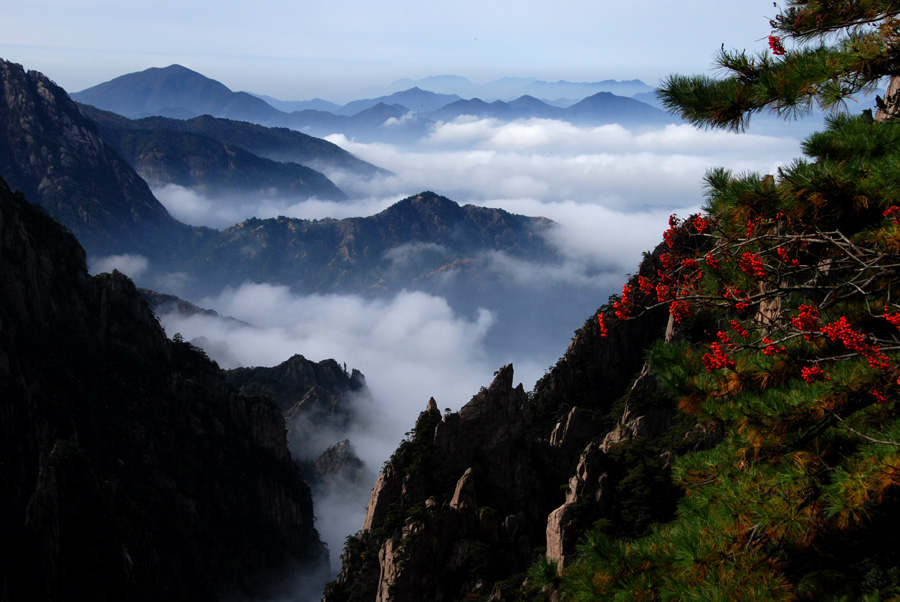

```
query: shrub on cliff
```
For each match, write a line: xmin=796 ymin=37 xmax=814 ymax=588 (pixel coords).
xmin=561 ymin=2 xmax=900 ymax=599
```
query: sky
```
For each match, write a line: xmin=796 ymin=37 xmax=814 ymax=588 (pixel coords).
xmin=5 ymin=0 xmax=783 ymax=103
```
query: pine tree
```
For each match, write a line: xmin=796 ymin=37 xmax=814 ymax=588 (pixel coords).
xmin=553 ymin=3 xmax=900 ymax=600
xmin=658 ymin=1 xmax=900 ymax=130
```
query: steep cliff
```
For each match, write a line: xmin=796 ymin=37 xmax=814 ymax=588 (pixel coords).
xmin=0 ymin=176 xmax=327 ymax=601
xmin=323 ymin=248 xmax=700 ymax=601
xmin=0 ymin=59 xmax=193 ymax=257
xmin=226 ymin=354 xmax=372 ymax=480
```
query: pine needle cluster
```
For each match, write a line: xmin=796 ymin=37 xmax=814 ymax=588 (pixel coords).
xmin=554 ymin=2 xmax=900 ymax=599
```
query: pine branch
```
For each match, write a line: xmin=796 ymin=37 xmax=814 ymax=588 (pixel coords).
xmin=830 ymin=410 xmax=900 ymax=446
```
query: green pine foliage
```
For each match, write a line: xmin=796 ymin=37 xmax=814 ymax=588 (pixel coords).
xmin=659 ymin=2 xmax=900 ymax=130
xmin=555 ymin=2 xmax=900 ymax=599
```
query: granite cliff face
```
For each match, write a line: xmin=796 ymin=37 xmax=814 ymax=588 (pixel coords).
xmin=0 ymin=177 xmax=327 ymax=601
xmin=324 ymin=250 xmax=712 ymax=601
xmin=0 ymin=59 xmax=192 ymax=257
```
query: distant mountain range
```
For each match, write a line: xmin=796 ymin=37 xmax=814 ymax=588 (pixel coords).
xmin=385 ymin=74 xmax=656 ymax=100
xmin=0 ymin=58 xmax=610 ymax=360
xmin=72 ymin=64 xmax=284 ymax=122
xmin=71 ymin=65 xmax=679 ymax=142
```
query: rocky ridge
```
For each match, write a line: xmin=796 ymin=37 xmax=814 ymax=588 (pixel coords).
xmin=0 ymin=176 xmax=328 ymax=601
xmin=0 ymin=59 xmax=192 ymax=257
xmin=77 ymin=105 xmax=350 ymax=201
xmin=323 ymin=249 xmax=703 ymax=601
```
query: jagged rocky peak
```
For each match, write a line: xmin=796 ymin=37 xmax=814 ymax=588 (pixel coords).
xmin=226 ymin=353 xmax=369 ymax=424
xmin=0 ymin=176 xmax=328 ymax=600
xmin=314 ymin=439 xmax=366 ymax=484
xmin=326 ymin=248 xmax=702 ymax=601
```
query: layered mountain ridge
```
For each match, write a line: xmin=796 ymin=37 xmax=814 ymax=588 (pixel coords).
xmin=0 ymin=59 xmax=561 ymax=301
xmin=71 ymin=64 xmax=677 ymax=142
xmin=77 ymin=103 xmax=388 ymax=194
xmin=0 ymin=176 xmax=329 ymax=601
xmin=0 ymin=60 xmax=192 ymax=257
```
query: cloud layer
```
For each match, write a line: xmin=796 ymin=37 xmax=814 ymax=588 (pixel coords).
xmin=140 ymin=117 xmax=817 ymax=588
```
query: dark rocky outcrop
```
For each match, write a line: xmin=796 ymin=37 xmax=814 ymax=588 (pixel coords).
xmin=0 ymin=177 xmax=328 ymax=601
xmin=226 ymin=355 xmax=372 ymax=470
xmin=324 ymin=250 xmax=707 ymax=601
xmin=226 ymin=354 xmax=367 ymax=422
xmin=314 ymin=439 xmax=367 ymax=485
xmin=138 ymin=288 xmax=245 ymax=323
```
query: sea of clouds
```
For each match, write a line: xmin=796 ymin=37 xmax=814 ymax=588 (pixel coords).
xmin=97 ymin=115 xmax=818 ymax=581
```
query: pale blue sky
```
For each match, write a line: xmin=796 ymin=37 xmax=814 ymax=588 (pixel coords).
xmin=4 ymin=0 xmax=781 ymax=103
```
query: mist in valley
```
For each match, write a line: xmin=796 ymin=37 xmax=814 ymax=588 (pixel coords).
xmin=91 ymin=114 xmax=814 ymax=590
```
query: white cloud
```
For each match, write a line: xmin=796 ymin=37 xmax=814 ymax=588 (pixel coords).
xmin=152 ymin=183 xmax=398 ymax=229
xmin=151 ymin=184 xmax=217 ymax=226
xmin=90 ymin=253 xmax=150 ymax=279
xmin=326 ymin=119 xmax=802 ymax=213
xmin=141 ymin=116 xmax=818 ymax=591
xmin=157 ymin=284 xmax=496 ymax=423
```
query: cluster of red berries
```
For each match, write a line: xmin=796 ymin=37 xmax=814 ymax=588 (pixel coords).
xmin=821 ymin=316 xmax=891 ymax=371
xmin=682 ymin=258 xmax=701 ymax=271
xmin=885 ymin=306 xmax=900 ymax=331
xmin=597 ymin=312 xmax=609 ymax=338
xmin=801 ymin=366 xmax=829 ymax=383
xmin=723 ymin=287 xmax=750 ymax=314
xmin=669 ymin=300 xmax=694 ymax=323
xmin=776 ymin=246 xmax=800 ymax=267
xmin=730 ymin=320 xmax=749 ymax=338
xmin=884 ymin=206 xmax=900 ymax=225
xmin=792 ymin=305 xmax=820 ymax=338
xmin=761 ymin=337 xmax=786 ymax=356
xmin=768 ymin=35 xmax=786 ymax=55
xmin=663 ymin=214 xmax=681 ymax=248
xmin=613 ymin=284 xmax=634 ymax=321
xmin=739 ymin=252 xmax=767 ymax=279
xmin=703 ymin=342 xmax=736 ymax=372
xmin=693 ymin=215 xmax=709 ymax=234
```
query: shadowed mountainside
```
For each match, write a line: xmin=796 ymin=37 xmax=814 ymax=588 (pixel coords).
xmin=0 ymin=59 xmax=195 ymax=257
xmin=322 ymin=247 xmax=700 ymax=601
xmin=78 ymin=104 xmax=389 ymax=187
xmin=0 ymin=176 xmax=328 ymax=601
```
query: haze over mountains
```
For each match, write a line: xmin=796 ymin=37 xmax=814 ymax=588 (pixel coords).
xmin=71 ymin=64 xmax=679 ymax=142
xmin=0 ymin=58 xmax=616 ymax=372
